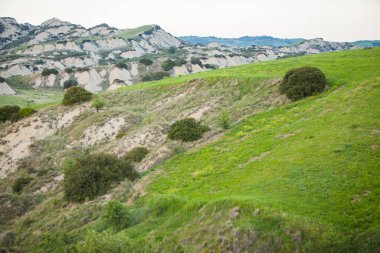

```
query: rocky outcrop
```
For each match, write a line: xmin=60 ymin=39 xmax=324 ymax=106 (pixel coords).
xmin=0 ymin=81 xmax=16 ymax=95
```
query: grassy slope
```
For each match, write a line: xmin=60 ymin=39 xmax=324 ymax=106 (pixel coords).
xmin=109 ymin=48 xmax=380 ymax=252
xmin=3 ymin=48 xmax=380 ymax=252
xmin=0 ymin=88 xmax=62 ymax=109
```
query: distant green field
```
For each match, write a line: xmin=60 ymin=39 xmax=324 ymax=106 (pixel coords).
xmin=112 ymin=25 xmax=155 ymax=39
xmin=0 ymin=88 xmax=63 ymax=109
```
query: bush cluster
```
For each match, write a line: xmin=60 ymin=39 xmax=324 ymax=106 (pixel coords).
xmin=62 ymin=86 xmax=92 ymax=106
xmin=63 ymin=153 xmax=138 ymax=202
xmin=63 ymin=79 xmax=78 ymax=89
xmin=190 ymin=57 xmax=203 ymax=67
xmin=0 ymin=105 xmax=36 ymax=123
xmin=139 ymin=58 xmax=153 ymax=66
xmin=174 ymin=58 xmax=187 ymax=66
xmin=0 ymin=76 xmax=5 ymax=83
xmin=12 ymin=177 xmax=33 ymax=193
xmin=115 ymin=62 xmax=129 ymax=70
xmin=161 ymin=59 xmax=175 ymax=71
xmin=280 ymin=66 xmax=327 ymax=101
xmin=64 ymin=68 xmax=75 ymax=74
xmin=76 ymin=67 xmax=90 ymax=72
xmin=41 ymin=68 xmax=59 ymax=76
xmin=123 ymin=147 xmax=149 ymax=162
xmin=168 ymin=118 xmax=209 ymax=142
xmin=141 ymin=72 xmax=169 ymax=82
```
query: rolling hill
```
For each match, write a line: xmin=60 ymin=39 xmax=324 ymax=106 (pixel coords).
xmin=0 ymin=48 xmax=379 ymax=252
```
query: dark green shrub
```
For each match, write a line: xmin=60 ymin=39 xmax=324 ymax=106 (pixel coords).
xmin=64 ymin=68 xmax=75 ymax=74
xmin=161 ymin=59 xmax=175 ymax=71
xmin=204 ymin=64 xmax=217 ymax=69
xmin=190 ymin=57 xmax=203 ymax=67
xmin=41 ymin=68 xmax=59 ymax=76
xmin=0 ymin=105 xmax=20 ymax=123
xmin=12 ymin=177 xmax=33 ymax=193
xmin=62 ymin=86 xmax=92 ymax=106
xmin=139 ymin=58 xmax=153 ymax=66
xmin=214 ymin=54 xmax=226 ymax=59
xmin=63 ymin=79 xmax=78 ymax=89
xmin=19 ymin=107 xmax=36 ymax=118
xmin=219 ymin=110 xmax=230 ymax=129
xmin=168 ymin=118 xmax=209 ymax=142
xmin=63 ymin=153 xmax=138 ymax=202
xmin=280 ymin=66 xmax=327 ymax=101
xmin=124 ymin=147 xmax=149 ymax=162
xmin=0 ymin=76 xmax=5 ymax=83
xmin=76 ymin=67 xmax=90 ymax=72
xmin=174 ymin=58 xmax=187 ymax=66
xmin=34 ymin=60 xmax=45 ymax=65
xmin=115 ymin=62 xmax=129 ymax=69
xmin=103 ymin=200 xmax=129 ymax=229
xmin=141 ymin=72 xmax=169 ymax=82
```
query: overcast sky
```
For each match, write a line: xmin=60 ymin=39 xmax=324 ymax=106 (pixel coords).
xmin=0 ymin=0 xmax=379 ymax=41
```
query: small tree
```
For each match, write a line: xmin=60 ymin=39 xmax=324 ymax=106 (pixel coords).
xmin=161 ymin=59 xmax=175 ymax=71
xmin=219 ymin=110 xmax=230 ymax=129
xmin=41 ymin=68 xmax=59 ymax=76
xmin=62 ymin=86 xmax=92 ymax=106
xmin=103 ymin=200 xmax=130 ymax=230
xmin=92 ymin=98 xmax=105 ymax=112
xmin=168 ymin=118 xmax=209 ymax=142
xmin=280 ymin=66 xmax=327 ymax=101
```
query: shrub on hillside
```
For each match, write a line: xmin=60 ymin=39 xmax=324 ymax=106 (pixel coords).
xmin=19 ymin=107 xmax=36 ymax=118
xmin=280 ymin=66 xmax=327 ymax=101
xmin=63 ymin=153 xmax=138 ymax=202
xmin=62 ymin=86 xmax=92 ymax=106
xmin=115 ymin=62 xmax=129 ymax=70
xmin=0 ymin=76 xmax=5 ymax=83
xmin=141 ymin=72 xmax=169 ymax=82
xmin=91 ymin=98 xmax=105 ymax=112
xmin=139 ymin=58 xmax=153 ymax=66
xmin=168 ymin=118 xmax=209 ymax=142
xmin=168 ymin=46 xmax=176 ymax=54
xmin=161 ymin=59 xmax=175 ymax=71
xmin=123 ymin=147 xmax=149 ymax=162
xmin=63 ymin=79 xmax=78 ymax=89
xmin=103 ymin=200 xmax=130 ymax=229
xmin=174 ymin=58 xmax=187 ymax=66
xmin=76 ymin=67 xmax=90 ymax=72
xmin=0 ymin=105 xmax=21 ymax=123
xmin=12 ymin=177 xmax=33 ymax=193
xmin=204 ymin=64 xmax=217 ymax=69
xmin=41 ymin=68 xmax=59 ymax=76
xmin=219 ymin=110 xmax=230 ymax=129
xmin=64 ymin=68 xmax=75 ymax=74
xmin=190 ymin=57 xmax=203 ymax=67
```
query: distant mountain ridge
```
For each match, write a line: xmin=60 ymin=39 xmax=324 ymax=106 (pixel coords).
xmin=179 ymin=35 xmax=305 ymax=47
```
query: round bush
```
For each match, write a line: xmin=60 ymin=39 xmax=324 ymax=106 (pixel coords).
xmin=41 ymin=68 xmax=59 ymax=76
xmin=103 ymin=200 xmax=130 ymax=229
xmin=279 ymin=66 xmax=327 ymax=101
xmin=168 ymin=118 xmax=209 ymax=142
xmin=0 ymin=105 xmax=20 ymax=123
xmin=62 ymin=86 xmax=92 ymax=106
xmin=63 ymin=153 xmax=138 ymax=202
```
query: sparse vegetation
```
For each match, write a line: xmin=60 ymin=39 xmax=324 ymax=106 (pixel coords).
xmin=139 ymin=58 xmax=153 ymax=66
xmin=62 ymin=86 xmax=92 ymax=106
xmin=218 ymin=110 xmax=230 ymax=129
xmin=123 ymin=147 xmax=149 ymax=162
xmin=141 ymin=72 xmax=169 ymax=82
xmin=279 ymin=66 xmax=327 ymax=101
xmin=63 ymin=153 xmax=138 ymax=202
xmin=12 ymin=177 xmax=33 ymax=193
xmin=168 ymin=118 xmax=209 ymax=142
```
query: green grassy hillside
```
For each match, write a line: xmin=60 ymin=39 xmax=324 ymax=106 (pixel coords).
xmin=1 ymin=48 xmax=379 ymax=252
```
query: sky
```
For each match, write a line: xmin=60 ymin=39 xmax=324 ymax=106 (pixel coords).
xmin=0 ymin=0 xmax=379 ymax=41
